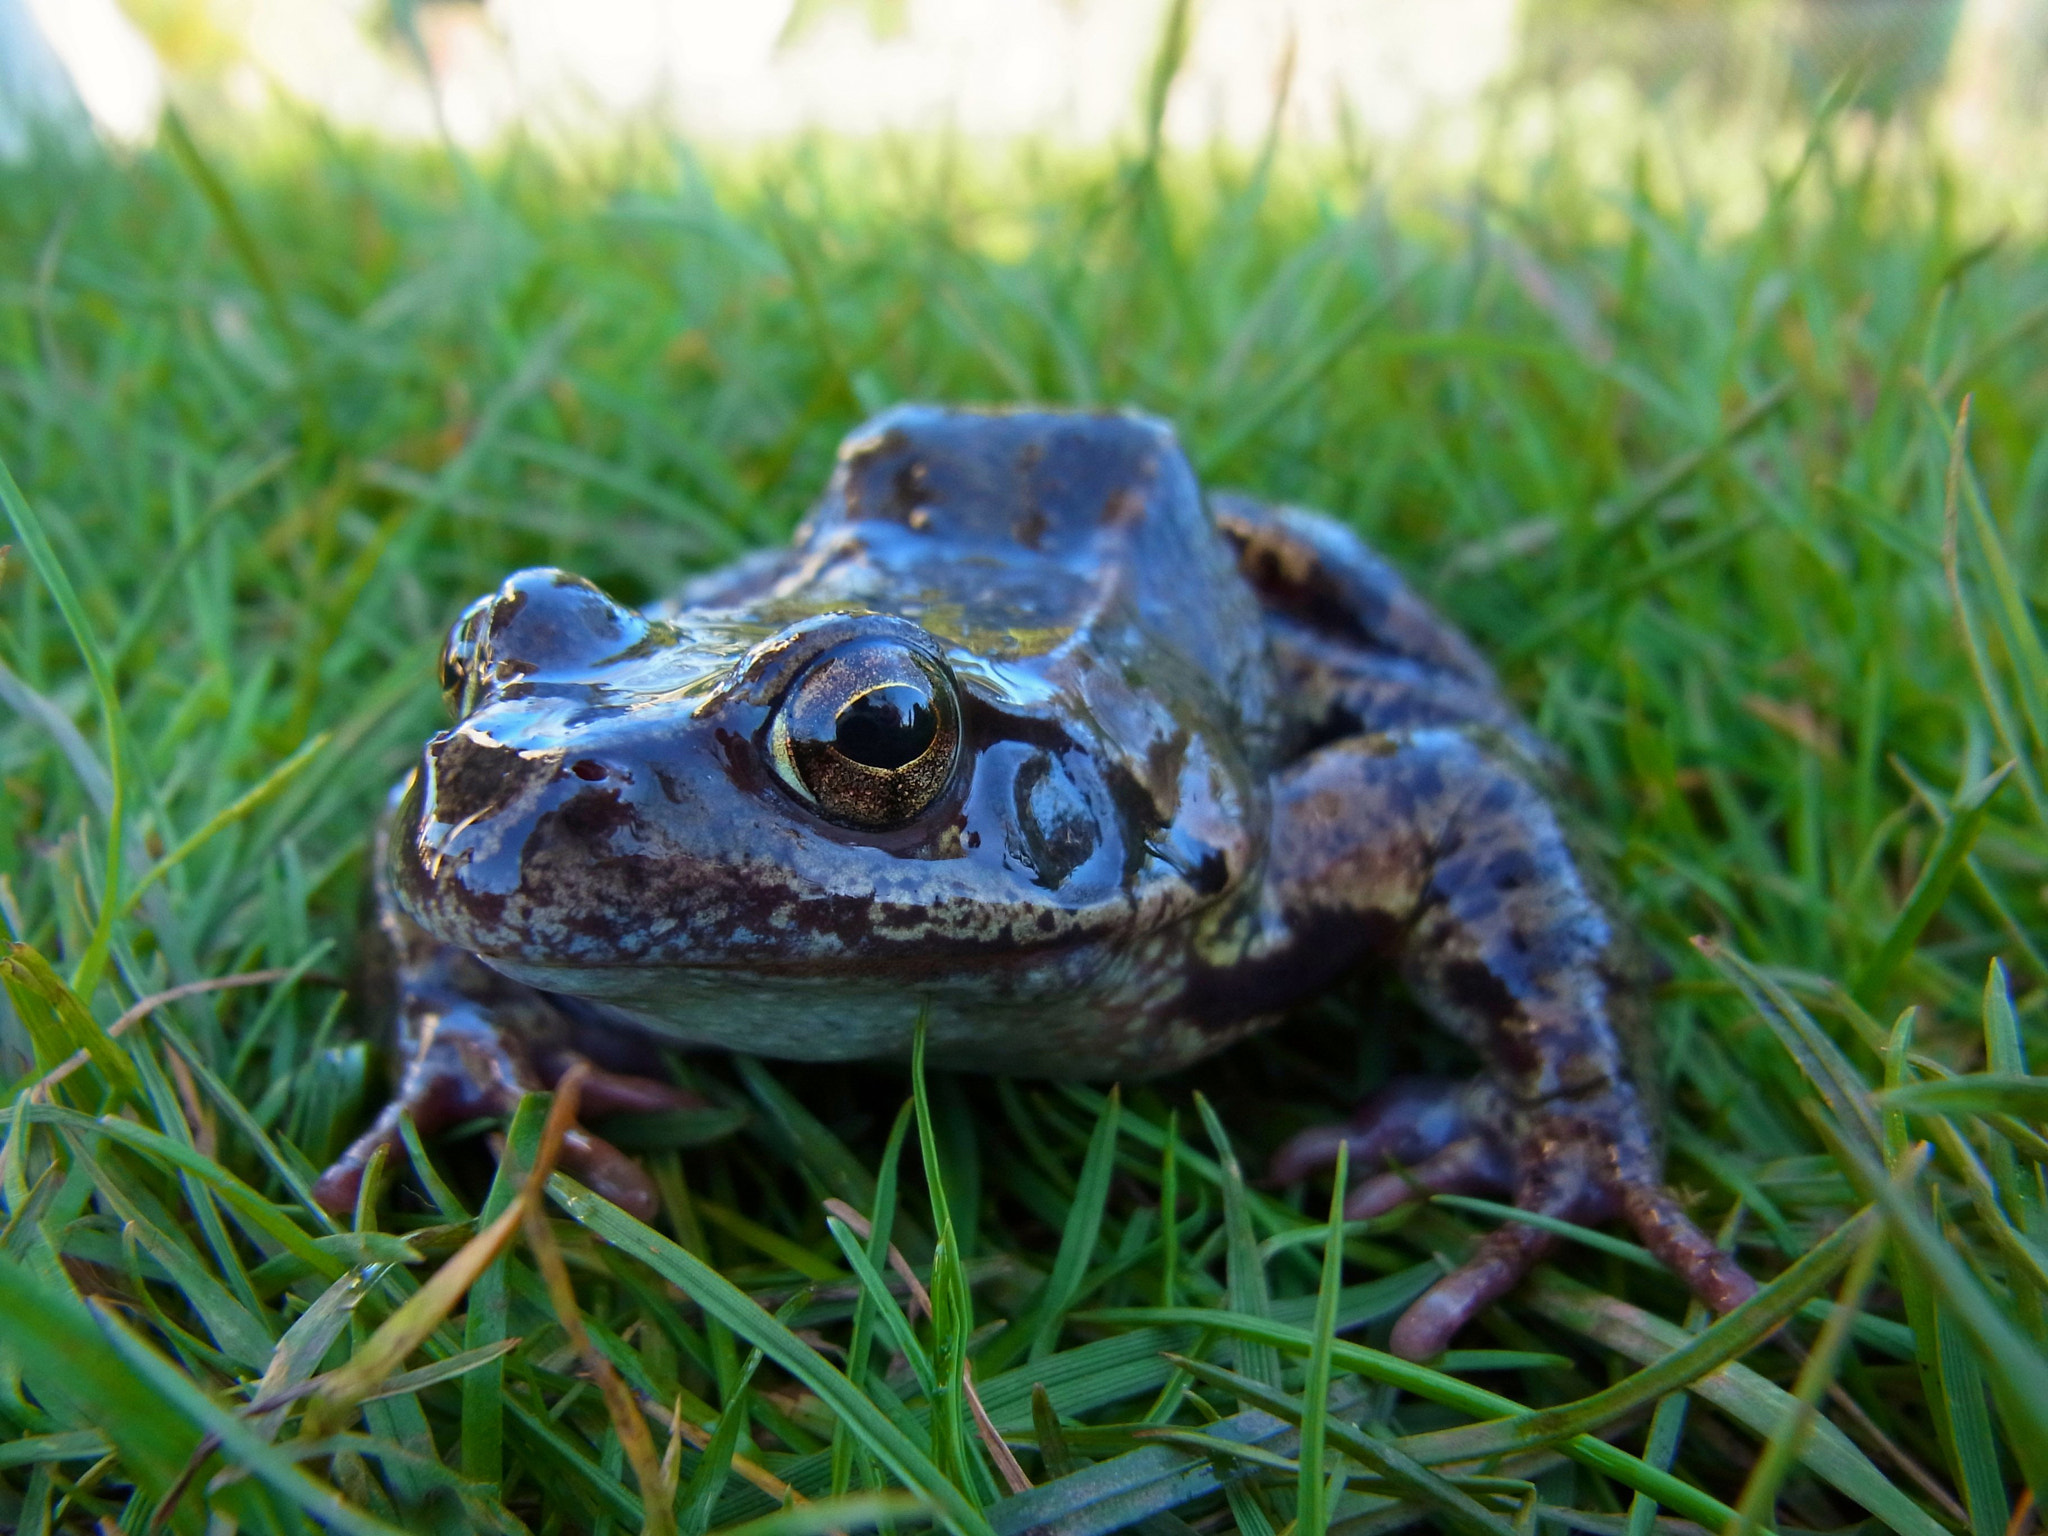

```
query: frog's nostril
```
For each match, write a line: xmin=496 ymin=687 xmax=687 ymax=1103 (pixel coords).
xmin=570 ymin=759 xmax=610 ymax=782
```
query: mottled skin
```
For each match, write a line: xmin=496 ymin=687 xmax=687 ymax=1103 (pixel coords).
xmin=316 ymin=405 xmax=1753 ymax=1358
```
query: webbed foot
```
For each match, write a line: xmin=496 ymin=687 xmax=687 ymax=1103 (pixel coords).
xmin=1270 ymin=1076 xmax=1755 ymax=1360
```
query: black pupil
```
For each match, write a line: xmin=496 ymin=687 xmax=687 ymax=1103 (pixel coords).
xmin=834 ymin=684 xmax=937 ymax=770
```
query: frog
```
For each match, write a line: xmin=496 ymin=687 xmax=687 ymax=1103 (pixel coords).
xmin=314 ymin=404 xmax=1754 ymax=1359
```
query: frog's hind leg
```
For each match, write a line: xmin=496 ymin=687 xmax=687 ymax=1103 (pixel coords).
xmin=1213 ymin=494 xmax=1544 ymax=753
xmin=1213 ymin=493 xmax=1498 ymax=685
xmin=1259 ymin=730 xmax=1754 ymax=1359
xmin=313 ymin=904 xmax=702 ymax=1222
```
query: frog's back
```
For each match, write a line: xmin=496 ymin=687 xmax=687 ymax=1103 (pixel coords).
xmin=707 ymin=406 xmax=1274 ymax=742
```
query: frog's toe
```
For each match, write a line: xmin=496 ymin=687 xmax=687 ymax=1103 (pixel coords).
xmin=1345 ymin=1135 xmax=1513 ymax=1219
xmin=553 ymin=1126 xmax=662 ymax=1222
xmin=536 ymin=1055 xmax=705 ymax=1118
xmin=1389 ymin=1213 xmax=1559 ymax=1360
xmin=1620 ymin=1181 xmax=1757 ymax=1314
xmin=1387 ymin=1148 xmax=1595 ymax=1359
xmin=1268 ymin=1076 xmax=1506 ymax=1187
xmin=312 ymin=1110 xmax=403 ymax=1216
xmin=312 ymin=1013 xmax=696 ymax=1219
xmin=1384 ymin=1120 xmax=1756 ymax=1359
xmin=527 ymin=1056 xmax=695 ymax=1222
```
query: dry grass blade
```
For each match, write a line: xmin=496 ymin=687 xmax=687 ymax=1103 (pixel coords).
xmin=824 ymin=1197 xmax=1029 ymax=1491
xmin=523 ymin=1135 xmax=677 ymax=1536
xmin=823 ymin=1198 xmax=933 ymax=1318
xmin=299 ymin=1065 xmax=586 ymax=1438
xmin=639 ymin=1394 xmax=812 ymax=1507
xmin=965 ymin=1361 xmax=1032 ymax=1495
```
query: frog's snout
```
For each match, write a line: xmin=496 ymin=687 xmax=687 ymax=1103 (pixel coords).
xmin=440 ymin=567 xmax=646 ymax=718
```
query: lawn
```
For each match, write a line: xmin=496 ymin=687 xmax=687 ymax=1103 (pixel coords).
xmin=2 ymin=72 xmax=2046 ymax=1536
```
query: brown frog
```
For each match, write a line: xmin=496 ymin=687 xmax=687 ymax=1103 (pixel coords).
xmin=316 ymin=405 xmax=1753 ymax=1358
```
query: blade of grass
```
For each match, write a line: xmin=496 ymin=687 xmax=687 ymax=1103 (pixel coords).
xmin=1296 ymin=1142 xmax=1347 ymax=1536
xmin=1194 ymin=1091 xmax=1279 ymax=1395
xmin=63 ymin=1132 xmax=274 ymax=1369
xmin=733 ymin=1054 xmax=879 ymax=1217
xmin=1881 ymin=1074 xmax=2048 ymax=1118
xmin=247 ymin=1265 xmax=382 ymax=1440
xmin=0 ymin=1250 xmax=213 ymax=1530
xmin=1722 ymin=1210 xmax=1887 ymax=1536
xmin=1932 ymin=1251 xmax=2010 ymax=1536
xmin=831 ymin=1099 xmax=915 ymax=1499
xmin=1850 ymin=759 xmax=2013 ymax=1002
xmin=26 ymin=967 xmax=297 ymax=1101
xmin=826 ymin=1212 xmax=938 ymax=1398
xmin=1080 ymin=1306 xmax=1745 ymax=1530
xmin=1162 ymin=1355 xmax=1521 ymax=1536
xmin=523 ymin=1138 xmax=678 ymax=1536
xmin=711 ymin=1492 xmax=929 ymax=1536
xmin=5 ymin=941 xmax=139 ymax=1096
xmin=550 ymin=1174 xmax=999 ymax=1536
xmin=1027 ymin=1085 xmax=1120 ymax=1364
xmin=1942 ymin=396 xmax=2048 ymax=824
xmin=118 ymin=731 xmax=331 ymax=916
xmin=911 ymin=1014 xmax=984 ymax=1504
xmin=0 ymin=453 xmax=132 ymax=1002
xmin=1522 ymin=1265 xmax=1951 ymax=1536
xmin=25 ymin=1102 xmax=343 ymax=1274
xmin=1158 ymin=1108 xmax=1179 ymax=1309
xmin=1452 ymin=1207 xmax=1879 ymax=1457
xmin=90 ymin=1298 xmax=408 ymax=1535
xmin=1693 ymin=936 xmax=1883 ymax=1156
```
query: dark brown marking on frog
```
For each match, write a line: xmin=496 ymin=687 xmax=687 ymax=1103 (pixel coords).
xmin=1101 ymin=486 xmax=1146 ymax=528
xmin=1437 ymin=958 xmax=1518 ymax=1034
xmin=1226 ymin=527 xmax=1383 ymax=646
xmin=549 ymin=785 xmax=636 ymax=844
xmin=894 ymin=458 xmax=928 ymax=516
xmin=1178 ymin=903 xmax=1402 ymax=1036
xmin=423 ymin=730 xmax=525 ymax=824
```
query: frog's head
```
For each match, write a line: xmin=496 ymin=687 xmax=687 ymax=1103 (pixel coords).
xmin=430 ymin=568 xmax=965 ymax=836
xmin=392 ymin=563 xmax=1246 ymax=1020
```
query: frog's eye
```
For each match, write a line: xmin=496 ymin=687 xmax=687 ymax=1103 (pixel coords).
xmin=439 ymin=595 xmax=494 ymax=719
xmin=768 ymin=640 xmax=963 ymax=829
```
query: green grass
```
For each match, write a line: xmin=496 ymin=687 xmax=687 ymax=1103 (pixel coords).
xmin=2 ymin=83 xmax=2047 ymax=1535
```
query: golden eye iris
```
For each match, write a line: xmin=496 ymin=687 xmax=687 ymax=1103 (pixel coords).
xmin=768 ymin=640 xmax=962 ymax=829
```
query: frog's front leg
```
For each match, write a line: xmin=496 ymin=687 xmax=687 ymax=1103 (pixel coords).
xmin=1261 ymin=729 xmax=1754 ymax=1359
xmin=313 ymin=902 xmax=701 ymax=1223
